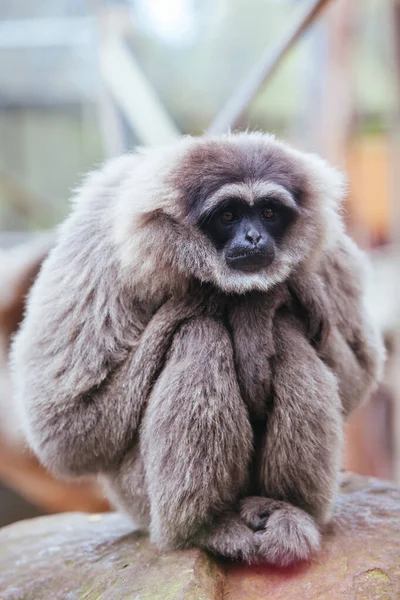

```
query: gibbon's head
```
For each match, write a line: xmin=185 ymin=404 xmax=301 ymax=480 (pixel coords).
xmin=114 ymin=132 xmax=346 ymax=297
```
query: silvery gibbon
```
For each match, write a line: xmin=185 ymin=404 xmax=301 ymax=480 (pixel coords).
xmin=11 ymin=133 xmax=384 ymax=566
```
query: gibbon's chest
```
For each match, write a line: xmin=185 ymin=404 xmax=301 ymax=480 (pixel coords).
xmin=226 ymin=296 xmax=276 ymax=422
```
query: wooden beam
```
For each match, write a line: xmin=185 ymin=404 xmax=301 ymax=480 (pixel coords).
xmin=98 ymin=35 xmax=180 ymax=146
xmin=302 ymin=0 xmax=355 ymax=165
xmin=208 ymin=0 xmax=336 ymax=134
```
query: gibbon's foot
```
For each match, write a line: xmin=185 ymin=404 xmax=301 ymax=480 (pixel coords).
xmin=195 ymin=513 xmax=258 ymax=564
xmin=240 ymin=496 xmax=285 ymax=531
xmin=240 ymin=496 xmax=321 ymax=567
xmin=194 ymin=500 xmax=320 ymax=566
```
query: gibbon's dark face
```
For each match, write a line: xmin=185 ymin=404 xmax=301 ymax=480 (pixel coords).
xmin=200 ymin=196 xmax=298 ymax=273
xmin=166 ymin=134 xmax=341 ymax=292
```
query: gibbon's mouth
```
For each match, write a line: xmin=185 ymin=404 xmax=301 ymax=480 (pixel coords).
xmin=226 ymin=250 xmax=274 ymax=273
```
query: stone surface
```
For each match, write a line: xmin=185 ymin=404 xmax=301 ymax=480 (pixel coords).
xmin=224 ymin=474 xmax=400 ymax=599
xmin=0 ymin=512 xmax=223 ymax=600
xmin=0 ymin=474 xmax=399 ymax=600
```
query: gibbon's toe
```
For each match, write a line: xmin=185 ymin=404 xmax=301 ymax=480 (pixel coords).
xmin=195 ymin=513 xmax=258 ymax=564
xmin=240 ymin=496 xmax=287 ymax=532
xmin=253 ymin=504 xmax=321 ymax=567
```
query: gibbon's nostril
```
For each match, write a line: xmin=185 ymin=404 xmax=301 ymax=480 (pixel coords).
xmin=246 ymin=229 xmax=262 ymax=245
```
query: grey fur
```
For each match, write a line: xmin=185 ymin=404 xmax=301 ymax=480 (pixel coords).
xmin=10 ymin=132 xmax=384 ymax=566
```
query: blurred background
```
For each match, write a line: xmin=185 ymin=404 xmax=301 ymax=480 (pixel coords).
xmin=0 ymin=0 xmax=399 ymax=526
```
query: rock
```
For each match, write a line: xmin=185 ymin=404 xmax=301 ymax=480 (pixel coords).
xmin=0 ymin=474 xmax=399 ymax=600
xmin=225 ymin=474 xmax=400 ymax=600
xmin=0 ymin=512 xmax=223 ymax=600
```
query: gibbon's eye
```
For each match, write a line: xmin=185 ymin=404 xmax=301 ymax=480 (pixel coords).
xmin=261 ymin=207 xmax=275 ymax=220
xmin=221 ymin=211 xmax=235 ymax=223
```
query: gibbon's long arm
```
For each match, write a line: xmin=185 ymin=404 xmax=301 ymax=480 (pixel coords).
xmin=11 ymin=224 xmax=201 ymax=477
xmin=140 ymin=315 xmax=253 ymax=553
xmin=318 ymin=236 xmax=384 ymax=416
xmin=290 ymin=234 xmax=384 ymax=417
xmin=261 ymin=310 xmax=343 ymax=525
xmin=10 ymin=162 xmax=200 ymax=477
xmin=10 ymin=211 xmax=147 ymax=475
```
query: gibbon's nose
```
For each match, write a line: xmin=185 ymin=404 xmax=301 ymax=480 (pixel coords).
xmin=245 ymin=229 xmax=262 ymax=245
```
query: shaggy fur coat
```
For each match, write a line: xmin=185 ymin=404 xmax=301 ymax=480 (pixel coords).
xmin=10 ymin=133 xmax=384 ymax=565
